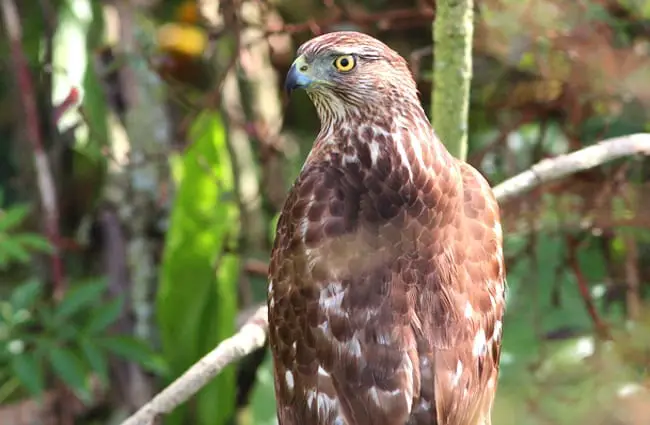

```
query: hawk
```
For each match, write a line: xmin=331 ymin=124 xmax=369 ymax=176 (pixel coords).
xmin=268 ymin=31 xmax=506 ymax=425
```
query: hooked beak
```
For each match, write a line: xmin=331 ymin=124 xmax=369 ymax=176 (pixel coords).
xmin=284 ymin=55 xmax=313 ymax=96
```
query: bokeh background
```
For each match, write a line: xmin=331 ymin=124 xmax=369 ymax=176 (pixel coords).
xmin=0 ymin=0 xmax=649 ymax=424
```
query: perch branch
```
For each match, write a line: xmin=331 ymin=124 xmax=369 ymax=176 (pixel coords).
xmin=1 ymin=0 xmax=65 ymax=298
xmin=120 ymin=134 xmax=650 ymax=425
xmin=120 ymin=306 xmax=268 ymax=425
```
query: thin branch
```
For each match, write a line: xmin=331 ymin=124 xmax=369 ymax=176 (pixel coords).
xmin=1 ymin=0 xmax=65 ymax=298
xmin=120 ymin=306 xmax=268 ymax=425
xmin=566 ymin=235 xmax=611 ymax=338
xmin=493 ymin=133 xmax=650 ymax=202
xmin=120 ymin=134 xmax=650 ymax=425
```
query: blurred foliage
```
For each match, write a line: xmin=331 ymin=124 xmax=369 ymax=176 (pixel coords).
xmin=0 ymin=0 xmax=649 ymax=424
xmin=0 ymin=196 xmax=161 ymax=407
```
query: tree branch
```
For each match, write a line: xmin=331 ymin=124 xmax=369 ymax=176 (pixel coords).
xmin=120 ymin=132 xmax=650 ymax=425
xmin=492 ymin=133 xmax=650 ymax=202
xmin=120 ymin=306 xmax=268 ymax=425
xmin=431 ymin=0 xmax=474 ymax=161
xmin=1 ymin=0 xmax=66 ymax=298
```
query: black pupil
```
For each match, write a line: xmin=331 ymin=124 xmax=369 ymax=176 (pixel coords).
xmin=339 ymin=58 xmax=349 ymax=67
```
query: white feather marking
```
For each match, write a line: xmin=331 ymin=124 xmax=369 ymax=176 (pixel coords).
xmin=318 ymin=366 xmax=329 ymax=377
xmin=368 ymin=388 xmax=381 ymax=405
xmin=391 ymin=117 xmax=414 ymax=180
xmin=487 ymin=376 xmax=496 ymax=389
xmin=409 ymin=132 xmax=428 ymax=172
xmin=306 ymin=389 xmax=337 ymax=411
xmin=376 ymin=332 xmax=391 ymax=345
xmin=402 ymin=352 xmax=414 ymax=411
xmin=473 ymin=328 xmax=487 ymax=357
xmin=464 ymin=301 xmax=474 ymax=318
xmin=299 ymin=218 xmax=310 ymax=241
xmin=285 ymin=370 xmax=294 ymax=391
xmin=419 ymin=399 xmax=432 ymax=411
xmin=493 ymin=320 xmax=502 ymax=341
xmin=369 ymin=141 xmax=380 ymax=165
xmin=394 ymin=137 xmax=413 ymax=180
xmin=319 ymin=282 xmax=345 ymax=311
xmin=451 ymin=360 xmax=463 ymax=387
xmin=343 ymin=337 xmax=362 ymax=357
xmin=299 ymin=193 xmax=317 ymax=242
xmin=343 ymin=152 xmax=358 ymax=164
xmin=493 ymin=221 xmax=503 ymax=239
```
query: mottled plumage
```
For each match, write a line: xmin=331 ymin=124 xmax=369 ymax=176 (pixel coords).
xmin=268 ymin=31 xmax=506 ymax=425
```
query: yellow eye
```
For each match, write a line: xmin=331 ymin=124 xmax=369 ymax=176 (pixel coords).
xmin=333 ymin=55 xmax=356 ymax=72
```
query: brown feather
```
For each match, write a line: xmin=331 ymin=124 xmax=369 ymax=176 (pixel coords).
xmin=269 ymin=31 xmax=506 ymax=425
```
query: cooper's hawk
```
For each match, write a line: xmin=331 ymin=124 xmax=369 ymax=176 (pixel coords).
xmin=268 ymin=31 xmax=506 ymax=425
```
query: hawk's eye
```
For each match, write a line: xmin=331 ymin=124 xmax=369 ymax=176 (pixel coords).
xmin=333 ymin=55 xmax=356 ymax=72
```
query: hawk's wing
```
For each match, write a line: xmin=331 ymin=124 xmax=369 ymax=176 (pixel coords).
xmin=412 ymin=162 xmax=506 ymax=425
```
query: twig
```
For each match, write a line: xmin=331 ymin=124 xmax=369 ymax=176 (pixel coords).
xmin=566 ymin=235 xmax=611 ymax=338
xmin=120 ymin=134 xmax=650 ymax=425
xmin=120 ymin=306 xmax=268 ymax=425
xmin=493 ymin=133 xmax=650 ymax=202
xmin=623 ymin=234 xmax=641 ymax=321
xmin=0 ymin=0 xmax=65 ymax=298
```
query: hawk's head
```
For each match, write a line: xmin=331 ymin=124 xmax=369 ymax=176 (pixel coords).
xmin=284 ymin=31 xmax=418 ymax=116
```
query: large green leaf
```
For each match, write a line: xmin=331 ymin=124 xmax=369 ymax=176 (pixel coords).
xmin=157 ymin=111 xmax=239 ymax=425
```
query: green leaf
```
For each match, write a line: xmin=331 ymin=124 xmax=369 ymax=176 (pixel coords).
xmin=85 ymin=296 xmax=124 ymax=334
xmin=48 ymin=346 xmax=90 ymax=401
xmin=0 ymin=240 xmax=30 ymax=263
xmin=10 ymin=279 xmax=43 ymax=311
xmin=96 ymin=335 xmax=154 ymax=366
xmin=14 ymin=233 xmax=53 ymax=253
xmin=55 ymin=279 xmax=107 ymax=320
xmin=11 ymin=352 xmax=44 ymax=397
xmin=79 ymin=338 xmax=108 ymax=384
xmin=0 ymin=205 xmax=29 ymax=232
xmin=158 ymin=111 xmax=239 ymax=425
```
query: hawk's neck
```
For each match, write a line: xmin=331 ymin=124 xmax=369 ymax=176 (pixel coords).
xmin=309 ymin=97 xmax=460 ymax=190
